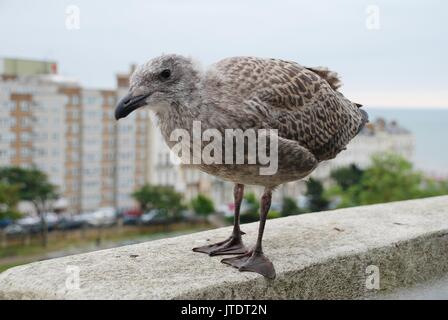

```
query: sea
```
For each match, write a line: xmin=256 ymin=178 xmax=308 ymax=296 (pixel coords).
xmin=366 ymin=108 xmax=448 ymax=177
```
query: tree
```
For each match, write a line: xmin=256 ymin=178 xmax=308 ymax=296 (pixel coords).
xmin=0 ymin=167 xmax=58 ymax=246
xmin=132 ymin=184 xmax=184 ymax=218
xmin=419 ymin=179 xmax=448 ymax=198
xmin=330 ymin=164 xmax=364 ymax=191
xmin=328 ymin=153 xmax=448 ymax=208
xmin=190 ymin=194 xmax=215 ymax=217
xmin=280 ymin=196 xmax=302 ymax=216
xmin=356 ymin=153 xmax=432 ymax=204
xmin=0 ymin=183 xmax=21 ymax=220
xmin=304 ymin=178 xmax=329 ymax=212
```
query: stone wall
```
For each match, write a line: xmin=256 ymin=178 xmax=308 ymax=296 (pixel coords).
xmin=1 ymin=196 xmax=448 ymax=299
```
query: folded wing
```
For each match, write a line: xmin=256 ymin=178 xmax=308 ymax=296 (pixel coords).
xmin=212 ymin=57 xmax=368 ymax=161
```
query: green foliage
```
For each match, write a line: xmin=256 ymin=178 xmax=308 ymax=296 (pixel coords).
xmin=267 ymin=210 xmax=281 ymax=219
xmin=240 ymin=192 xmax=260 ymax=223
xmin=243 ymin=192 xmax=260 ymax=215
xmin=0 ymin=167 xmax=58 ymax=213
xmin=304 ymin=178 xmax=330 ymax=212
xmin=190 ymin=194 xmax=215 ymax=217
xmin=238 ymin=192 xmax=290 ymax=223
xmin=357 ymin=153 xmax=423 ymax=204
xmin=0 ymin=183 xmax=21 ymax=220
xmin=132 ymin=184 xmax=185 ymax=217
xmin=329 ymin=153 xmax=448 ymax=208
xmin=330 ymin=164 xmax=364 ymax=191
xmin=0 ymin=167 xmax=58 ymax=247
xmin=419 ymin=179 xmax=448 ymax=197
xmin=280 ymin=196 xmax=302 ymax=216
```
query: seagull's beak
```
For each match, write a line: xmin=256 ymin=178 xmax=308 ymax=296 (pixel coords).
xmin=115 ymin=92 xmax=151 ymax=120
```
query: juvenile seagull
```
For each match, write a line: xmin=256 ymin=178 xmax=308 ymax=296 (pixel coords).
xmin=115 ymin=54 xmax=368 ymax=279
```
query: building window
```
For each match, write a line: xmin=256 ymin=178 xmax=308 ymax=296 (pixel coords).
xmin=20 ymin=101 xmax=30 ymax=112
xmin=70 ymin=123 xmax=80 ymax=134
xmin=71 ymin=95 xmax=80 ymax=105
xmin=20 ymin=132 xmax=31 ymax=142
xmin=84 ymin=96 xmax=97 ymax=105
xmin=20 ymin=117 xmax=28 ymax=127
xmin=20 ymin=148 xmax=31 ymax=157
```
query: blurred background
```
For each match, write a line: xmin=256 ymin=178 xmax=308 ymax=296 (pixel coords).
xmin=0 ymin=0 xmax=447 ymax=272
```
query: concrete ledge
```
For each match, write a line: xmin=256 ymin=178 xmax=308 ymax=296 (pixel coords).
xmin=1 ymin=196 xmax=448 ymax=299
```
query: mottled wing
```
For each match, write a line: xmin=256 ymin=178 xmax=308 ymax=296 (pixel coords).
xmin=211 ymin=57 xmax=367 ymax=160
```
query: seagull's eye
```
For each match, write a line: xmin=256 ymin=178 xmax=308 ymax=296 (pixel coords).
xmin=159 ymin=69 xmax=171 ymax=80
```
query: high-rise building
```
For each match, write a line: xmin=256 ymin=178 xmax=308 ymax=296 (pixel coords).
xmin=0 ymin=58 xmax=151 ymax=213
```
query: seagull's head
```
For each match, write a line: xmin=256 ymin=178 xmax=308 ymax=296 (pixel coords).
xmin=115 ymin=54 xmax=200 ymax=120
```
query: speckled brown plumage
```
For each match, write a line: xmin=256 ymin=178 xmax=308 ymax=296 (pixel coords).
xmin=206 ymin=56 xmax=367 ymax=163
xmin=115 ymin=54 xmax=369 ymax=279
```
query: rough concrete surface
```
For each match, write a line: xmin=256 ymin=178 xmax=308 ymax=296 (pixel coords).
xmin=1 ymin=196 xmax=448 ymax=299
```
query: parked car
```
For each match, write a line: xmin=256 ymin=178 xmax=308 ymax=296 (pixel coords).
xmin=82 ymin=207 xmax=117 ymax=227
xmin=122 ymin=208 xmax=143 ymax=225
xmin=4 ymin=224 xmax=25 ymax=235
xmin=17 ymin=216 xmax=41 ymax=234
xmin=44 ymin=212 xmax=60 ymax=231
xmin=17 ymin=212 xmax=60 ymax=233
xmin=123 ymin=208 xmax=142 ymax=217
xmin=17 ymin=215 xmax=40 ymax=227
xmin=0 ymin=219 xmax=13 ymax=229
xmin=123 ymin=215 xmax=140 ymax=226
xmin=57 ymin=217 xmax=85 ymax=230
xmin=140 ymin=209 xmax=172 ymax=225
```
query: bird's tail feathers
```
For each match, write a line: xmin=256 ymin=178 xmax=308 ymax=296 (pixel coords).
xmin=306 ymin=66 xmax=342 ymax=91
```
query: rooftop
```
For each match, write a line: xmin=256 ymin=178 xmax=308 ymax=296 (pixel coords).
xmin=361 ymin=117 xmax=411 ymax=136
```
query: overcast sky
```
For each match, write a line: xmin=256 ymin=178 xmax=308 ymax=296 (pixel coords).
xmin=0 ymin=0 xmax=446 ymax=107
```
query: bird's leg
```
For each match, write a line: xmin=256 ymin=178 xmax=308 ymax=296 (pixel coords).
xmin=192 ymin=184 xmax=248 ymax=256
xmin=221 ymin=188 xmax=276 ymax=279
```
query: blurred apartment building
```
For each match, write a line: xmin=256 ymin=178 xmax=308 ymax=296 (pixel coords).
xmin=0 ymin=58 xmax=151 ymax=213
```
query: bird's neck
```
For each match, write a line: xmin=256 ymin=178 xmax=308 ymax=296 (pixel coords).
xmin=156 ymin=97 xmax=203 ymax=147
xmin=156 ymin=74 xmax=207 ymax=147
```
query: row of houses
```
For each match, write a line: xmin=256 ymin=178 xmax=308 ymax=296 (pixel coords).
xmin=0 ymin=57 xmax=415 ymax=214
